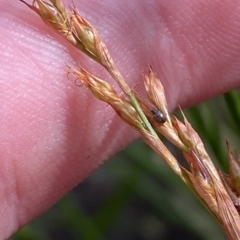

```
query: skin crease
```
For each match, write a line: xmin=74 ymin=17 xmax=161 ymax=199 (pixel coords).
xmin=0 ymin=0 xmax=240 ymax=238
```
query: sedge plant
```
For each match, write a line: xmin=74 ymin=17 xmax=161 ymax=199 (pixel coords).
xmin=20 ymin=1 xmax=240 ymax=239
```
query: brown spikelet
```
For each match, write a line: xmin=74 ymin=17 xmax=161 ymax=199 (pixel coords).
xmin=68 ymin=66 xmax=144 ymax=130
xmin=214 ymin=181 xmax=240 ymax=240
xmin=143 ymin=66 xmax=169 ymax=122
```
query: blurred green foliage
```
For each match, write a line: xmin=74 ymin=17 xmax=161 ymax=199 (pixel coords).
xmin=12 ymin=90 xmax=240 ymax=240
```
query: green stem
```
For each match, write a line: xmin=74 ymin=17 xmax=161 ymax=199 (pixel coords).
xmin=130 ymin=92 xmax=156 ymax=135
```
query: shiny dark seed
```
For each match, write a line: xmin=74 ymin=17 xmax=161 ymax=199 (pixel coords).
xmin=151 ymin=108 xmax=166 ymax=123
xmin=234 ymin=200 xmax=240 ymax=213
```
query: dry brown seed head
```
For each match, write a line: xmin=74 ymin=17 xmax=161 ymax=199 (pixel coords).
xmin=143 ymin=66 xmax=169 ymax=120
xmin=227 ymin=141 xmax=240 ymax=196
xmin=68 ymin=67 xmax=144 ymax=130
xmin=20 ymin=0 xmax=78 ymax=44
xmin=69 ymin=9 xmax=98 ymax=58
